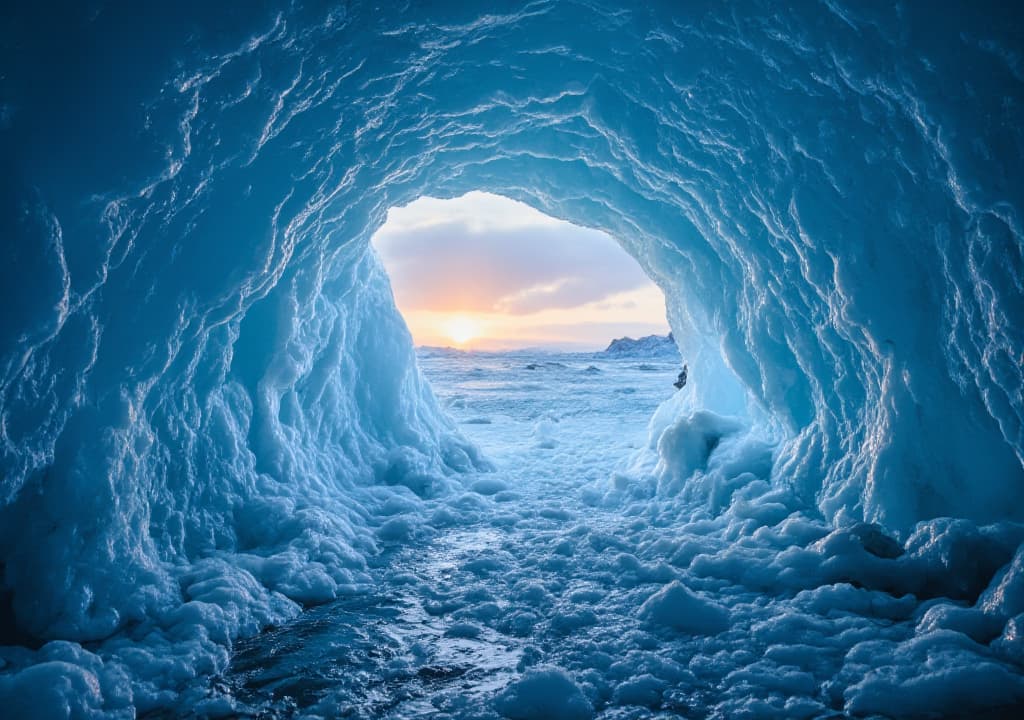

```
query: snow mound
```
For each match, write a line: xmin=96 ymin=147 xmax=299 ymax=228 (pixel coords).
xmin=638 ymin=580 xmax=730 ymax=635
xmin=494 ymin=666 xmax=593 ymax=720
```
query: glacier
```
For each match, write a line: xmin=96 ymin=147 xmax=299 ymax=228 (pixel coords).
xmin=1 ymin=0 xmax=1023 ymax=717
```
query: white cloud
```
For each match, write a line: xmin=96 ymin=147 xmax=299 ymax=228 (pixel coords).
xmin=374 ymin=193 xmax=653 ymax=314
xmin=377 ymin=191 xmax=565 ymax=235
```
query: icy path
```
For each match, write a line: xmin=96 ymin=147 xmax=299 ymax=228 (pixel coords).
xmin=218 ymin=352 xmax=680 ymax=717
xmin=216 ymin=352 xmax=1024 ymax=719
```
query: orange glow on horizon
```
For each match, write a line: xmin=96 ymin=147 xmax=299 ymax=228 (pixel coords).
xmin=442 ymin=315 xmax=482 ymax=346
xmin=396 ymin=284 xmax=669 ymax=351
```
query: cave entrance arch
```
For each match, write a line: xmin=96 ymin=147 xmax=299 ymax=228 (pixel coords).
xmin=370 ymin=190 xmax=683 ymax=475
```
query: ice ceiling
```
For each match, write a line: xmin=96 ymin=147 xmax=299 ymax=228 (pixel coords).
xmin=0 ymin=0 xmax=1022 ymax=716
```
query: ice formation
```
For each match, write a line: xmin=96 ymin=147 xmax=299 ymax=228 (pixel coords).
xmin=1 ymin=1 xmax=1022 ymax=717
xmin=601 ymin=333 xmax=680 ymax=359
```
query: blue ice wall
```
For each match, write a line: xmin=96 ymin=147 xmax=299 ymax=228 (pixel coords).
xmin=1 ymin=0 xmax=1022 ymax=713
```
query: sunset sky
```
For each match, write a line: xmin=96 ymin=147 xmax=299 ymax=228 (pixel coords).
xmin=373 ymin=192 xmax=669 ymax=351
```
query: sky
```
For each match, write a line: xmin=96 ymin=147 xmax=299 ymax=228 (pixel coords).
xmin=372 ymin=192 xmax=669 ymax=351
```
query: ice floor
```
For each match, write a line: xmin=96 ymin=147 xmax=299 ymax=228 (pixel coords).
xmin=212 ymin=352 xmax=1024 ymax=719
xmin=219 ymin=351 xmax=678 ymax=718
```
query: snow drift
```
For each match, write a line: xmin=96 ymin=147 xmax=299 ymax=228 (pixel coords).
xmin=1 ymin=0 xmax=1022 ymax=715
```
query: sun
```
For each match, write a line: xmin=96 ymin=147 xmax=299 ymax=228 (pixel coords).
xmin=443 ymin=315 xmax=481 ymax=346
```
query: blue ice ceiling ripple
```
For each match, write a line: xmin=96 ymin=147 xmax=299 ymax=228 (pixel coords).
xmin=0 ymin=0 xmax=1022 ymax=716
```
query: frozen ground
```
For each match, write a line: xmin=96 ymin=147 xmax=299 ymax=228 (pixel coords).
xmin=215 ymin=350 xmax=1024 ymax=719
xmin=219 ymin=350 xmax=679 ymax=717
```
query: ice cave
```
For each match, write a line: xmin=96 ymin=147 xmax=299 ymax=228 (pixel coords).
xmin=1 ymin=1 xmax=1023 ymax=718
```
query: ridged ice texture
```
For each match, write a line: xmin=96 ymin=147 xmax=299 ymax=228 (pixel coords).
xmin=0 ymin=0 xmax=1022 ymax=714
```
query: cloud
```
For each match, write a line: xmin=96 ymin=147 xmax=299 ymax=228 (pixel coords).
xmin=374 ymin=205 xmax=652 ymax=314
xmin=377 ymin=191 xmax=565 ymax=235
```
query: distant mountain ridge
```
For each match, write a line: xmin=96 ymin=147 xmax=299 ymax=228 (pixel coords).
xmin=600 ymin=333 xmax=680 ymax=359
xmin=416 ymin=334 xmax=681 ymax=358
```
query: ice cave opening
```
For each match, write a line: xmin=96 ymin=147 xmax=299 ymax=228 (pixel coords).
xmin=2 ymin=1 xmax=1024 ymax=718
xmin=370 ymin=191 xmax=675 ymax=352
xmin=364 ymin=187 xmax=695 ymax=497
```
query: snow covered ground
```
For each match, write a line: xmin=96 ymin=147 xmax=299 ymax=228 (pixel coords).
xmin=220 ymin=350 xmax=679 ymax=717
xmin=218 ymin=350 xmax=1024 ymax=719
